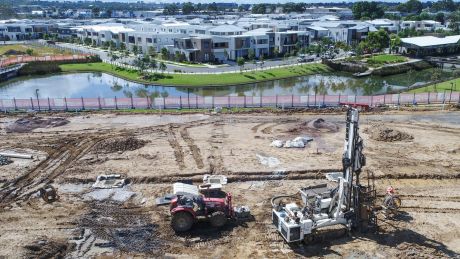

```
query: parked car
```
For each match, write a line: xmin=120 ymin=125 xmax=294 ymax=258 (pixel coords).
xmin=297 ymin=54 xmax=315 ymax=63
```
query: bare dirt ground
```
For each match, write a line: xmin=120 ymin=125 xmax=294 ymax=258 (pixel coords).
xmin=0 ymin=110 xmax=459 ymax=258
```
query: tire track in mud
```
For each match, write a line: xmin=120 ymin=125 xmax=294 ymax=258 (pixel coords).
xmin=261 ymin=123 xmax=280 ymax=134
xmin=251 ymin=122 xmax=268 ymax=133
xmin=167 ymin=126 xmax=186 ymax=170
xmin=207 ymin=121 xmax=227 ymax=174
xmin=377 ymin=194 xmax=460 ymax=202
xmin=179 ymin=125 xmax=204 ymax=169
xmin=0 ymin=134 xmax=111 ymax=206
xmin=401 ymin=206 xmax=460 ymax=214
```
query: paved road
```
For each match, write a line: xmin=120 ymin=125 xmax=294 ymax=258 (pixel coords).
xmin=54 ymin=42 xmax=315 ymax=73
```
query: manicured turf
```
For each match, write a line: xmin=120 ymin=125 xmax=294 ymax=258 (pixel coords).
xmin=367 ymin=54 xmax=407 ymax=66
xmin=0 ymin=44 xmax=71 ymax=56
xmin=59 ymin=62 xmax=331 ymax=86
xmin=408 ymin=78 xmax=460 ymax=93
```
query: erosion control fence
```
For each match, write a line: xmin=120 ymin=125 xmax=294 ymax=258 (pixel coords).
xmin=0 ymin=92 xmax=459 ymax=112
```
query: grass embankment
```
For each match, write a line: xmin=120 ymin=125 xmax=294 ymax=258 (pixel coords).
xmin=59 ymin=62 xmax=330 ymax=86
xmin=408 ymin=78 xmax=460 ymax=93
xmin=366 ymin=54 xmax=407 ymax=66
xmin=0 ymin=44 xmax=71 ymax=56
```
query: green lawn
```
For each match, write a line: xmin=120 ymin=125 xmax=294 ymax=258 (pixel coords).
xmin=408 ymin=78 xmax=460 ymax=93
xmin=0 ymin=44 xmax=71 ymax=56
xmin=367 ymin=54 xmax=407 ymax=66
xmin=59 ymin=62 xmax=330 ymax=86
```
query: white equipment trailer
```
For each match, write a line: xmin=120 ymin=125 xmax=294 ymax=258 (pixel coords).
xmin=272 ymin=108 xmax=376 ymax=243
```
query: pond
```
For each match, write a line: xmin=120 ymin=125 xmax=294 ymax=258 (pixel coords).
xmin=0 ymin=68 xmax=453 ymax=99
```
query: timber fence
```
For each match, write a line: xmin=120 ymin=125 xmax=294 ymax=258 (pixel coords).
xmin=0 ymin=54 xmax=94 ymax=68
xmin=0 ymin=92 xmax=459 ymax=112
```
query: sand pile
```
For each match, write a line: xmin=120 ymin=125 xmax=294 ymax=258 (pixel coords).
xmin=365 ymin=126 xmax=413 ymax=142
xmin=94 ymin=137 xmax=148 ymax=153
xmin=5 ymin=117 xmax=69 ymax=133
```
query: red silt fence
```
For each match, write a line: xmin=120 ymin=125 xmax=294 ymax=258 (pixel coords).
xmin=0 ymin=92 xmax=459 ymax=112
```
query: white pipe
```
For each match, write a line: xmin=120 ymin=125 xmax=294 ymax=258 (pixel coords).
xmin=0 ymin=153 xmax=33 ymax=159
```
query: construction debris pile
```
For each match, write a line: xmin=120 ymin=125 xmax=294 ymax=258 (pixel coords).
xmin=365 ymin=125 xmax=414 ymax=142
xmin=94 ymin=137 xmax=148 ymax=153
xmin=0 ymin=155 xmax=13 ymax=166
xmin=270 ymin=136 xmax=313 ymax=148
xmin=5 ymin=117 xmax=69 ymax=133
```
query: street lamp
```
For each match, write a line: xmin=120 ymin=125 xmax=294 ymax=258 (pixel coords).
xmin=35 ymin=89 xmax=40 ymax=112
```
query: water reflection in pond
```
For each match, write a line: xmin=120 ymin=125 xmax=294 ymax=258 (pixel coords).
xmin=0 ymin=68 xmax=454 ymax=99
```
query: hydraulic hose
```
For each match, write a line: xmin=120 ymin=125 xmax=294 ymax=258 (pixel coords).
xmin=271 ymin=192 xmax=300 ymax=207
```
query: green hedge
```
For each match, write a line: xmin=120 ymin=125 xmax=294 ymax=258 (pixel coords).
xmin=322 ymin=59 xmax=368 ymax=73
xmin=18 ymin=56 xmax=101 ymax=76
xmin=372 ymin=61 xmax=432 ymax=76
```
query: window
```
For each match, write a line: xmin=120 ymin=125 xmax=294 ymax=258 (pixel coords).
xmin=147 ymin=38 xmax=152 ymax=43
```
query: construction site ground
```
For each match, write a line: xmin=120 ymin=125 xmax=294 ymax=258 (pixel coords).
xmin=0 ymin=109 xmax=459 ymax=258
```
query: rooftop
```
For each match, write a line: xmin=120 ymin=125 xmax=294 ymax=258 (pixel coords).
xmin=401 ymin=35 xmax=460 ymax=47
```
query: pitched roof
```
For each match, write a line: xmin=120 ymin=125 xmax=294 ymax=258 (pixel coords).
xmin=209 ymin=24 xmax=246 ymax=33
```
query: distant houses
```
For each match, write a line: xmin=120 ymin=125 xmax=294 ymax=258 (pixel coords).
xmin=0 ymin=13 xmax=456 ymax=61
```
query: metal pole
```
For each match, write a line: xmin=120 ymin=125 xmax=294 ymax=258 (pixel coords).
xmin=30 ymin=97 xmax=34 ymax=110
xmin=275 ymin=95 xmax=278 ymax=108
xmin=291 ymin=94 xmax=294 ymax=107
xmin=81 ymin=97 xmax=85 ymax=110
xmin=35 ymin=89 xmax=40 ymax=112
xmin=427 ymin=92 xmax=430 ymax=104
xmin=64 ymin=97 xmax=68 ymax=111
xmin=98 ymin=97 xmax=101 ymax=110
xmin=196 ymin=95 xmax=198 ymax=109
xmin=13 ymin=98 xmax=17 ymax=110
xmin=115 ymin=96 xmax=118 ymax=110
xmin=179 ymin=96 xmax=182 ymax=109
xmin=48 ymin=97 xmax=51 ymax=111
xmin=244 ymin=96 xmax=246 ymax=108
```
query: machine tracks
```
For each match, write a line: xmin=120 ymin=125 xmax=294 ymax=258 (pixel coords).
xmin=180 ymin=125 xmax=205 ymax=169
xmin=0 ymin=134 xmax=115 ymax=206
xmin=207 ymin=120 xmax=227 ymax=174
xmin=167 ymin=125 xmax=186 ymax=170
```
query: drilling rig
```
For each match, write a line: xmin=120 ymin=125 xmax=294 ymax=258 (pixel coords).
xmin=271 ymin=108 xmax=377 ymax=243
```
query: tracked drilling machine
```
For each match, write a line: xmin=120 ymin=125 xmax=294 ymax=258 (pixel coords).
xmin=272 ymin=108 xmax=377 ymax=243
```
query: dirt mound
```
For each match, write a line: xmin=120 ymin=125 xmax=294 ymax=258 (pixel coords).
xmin=94 ymin=137 xmax=148 ymax=153
xmin=288 ymin=118 xmax=338 ymax=133
xmin=365 ymin=126 xmax=413 ymax=142
xmin=6 ymin=117 xmax=69 ymax=133
xmin=24 ymin=238 xmax=71 ymax=258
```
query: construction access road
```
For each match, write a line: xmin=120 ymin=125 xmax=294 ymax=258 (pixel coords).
xmin=0 ymin=109 xmax=459 ymax=258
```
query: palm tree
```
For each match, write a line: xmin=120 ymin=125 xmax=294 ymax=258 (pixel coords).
xmin=159 ymin=62 xmax=167 ymax=74
xmin=237 ymin=57 xmax=245 ymax=73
